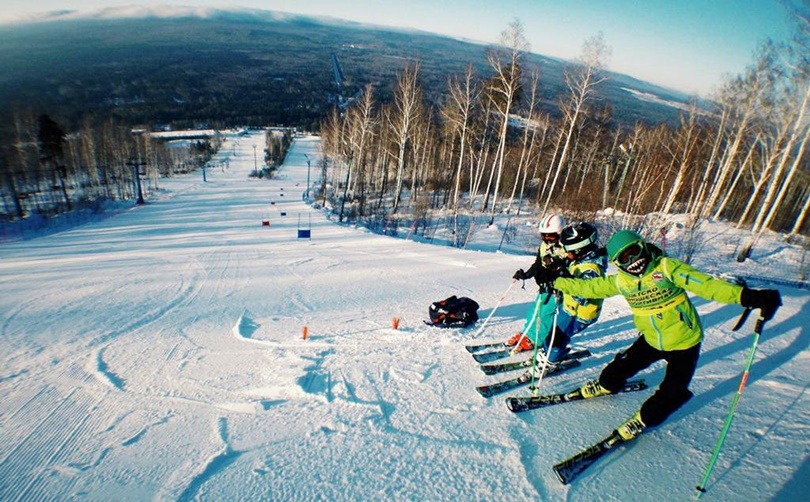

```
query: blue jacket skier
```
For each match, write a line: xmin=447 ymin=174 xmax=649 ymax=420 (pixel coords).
xmin=539 ymin=222 xmax=607 ymax=363
xmin=509 ymin=213 xmax=567 ymax=352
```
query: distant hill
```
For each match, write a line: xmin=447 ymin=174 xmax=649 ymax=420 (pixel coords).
xmin=0 ymin=7 xmax=695 ymax=132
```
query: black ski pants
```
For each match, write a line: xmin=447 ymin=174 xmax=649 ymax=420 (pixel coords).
xmin=599 ymin=335 xmax=701 ymax=427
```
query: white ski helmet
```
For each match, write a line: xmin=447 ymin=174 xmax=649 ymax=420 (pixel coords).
xmin=538 ymin=213 xmax=565 ymax=234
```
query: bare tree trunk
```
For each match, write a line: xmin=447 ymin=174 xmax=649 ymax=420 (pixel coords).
xmin=539 ymin=125 xmax=564 ymax=205
xmin=517 ymin=114 xmax=547 ymax=215
xmin=735 ymin=140 xmax=772 ymax=229
xmin=352 ymin=84 xmax=378 ymax=217
xmin=542 ymin=32 xmax=611 ymax=216
xmin=469 ymin=102 xmax=494 ymax=211
xmin=758 ymin=83 xmax=810 ymax=231
xmin=714 ymin=132 xmax=760 ymax=221
xmin=484 ymin=19 xmax=529 ymax=222
xmin=389 ymin=63 xmax=423 ymax=214
xmin=790 ymin=189 xmax=810 ymax=236
xmin=704 ymin=45 xmax=777 ymax=219
xmin=442 ymin=65 xmax=481 ymax=222
xmin=613 ymin=131 xmax=638 ymax=208
xmin=661 ymin=105 xmax=699 ymax=214
xmin=506 ymin=71 xmax=540 ymax=213
xmin=687 ymin=104 xmax=729 ymax=215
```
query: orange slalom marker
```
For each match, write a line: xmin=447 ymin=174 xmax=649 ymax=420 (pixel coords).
xmin=302 ymin=326 xmax=309 ymax=340
xmin=392 ymin=317 xmax=400 ymax=330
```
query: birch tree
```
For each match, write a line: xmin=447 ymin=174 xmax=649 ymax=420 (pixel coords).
xmin=661 ymin=103 xmax=700 ymax=214
xmin=737 ymin=7 xmax=810 ymax=259
xmin=787 ymin=0 xmax=810 ymax=236
xmin=505 ymin=70 xmax=541 ymax=214
xmin=442 ymin=65 xmax=481 ymax=216
xmin=390 ymin=63 xmax=423 ymax=214
xmin=349 ymin=84 xmax=378 ymax=217
xmin=484 ymin=18 xmax=528 ymax=222
xmin=542 ymin=31 xmax=611 ymax=216
xmin=701 ymin=45 xmax=778 ymax=219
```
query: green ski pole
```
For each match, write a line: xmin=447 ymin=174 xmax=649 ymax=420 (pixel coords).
xmin=696 ymin=312 xmax=764 ymax=497
xmin=530 ymin=289 xmax=561 ymax=393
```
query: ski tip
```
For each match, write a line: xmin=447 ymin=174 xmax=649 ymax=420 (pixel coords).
xmin=504 ymin=398 xmax=523 ymax=413
xmin=475 ymin=388 xmax=492 ymax=399
xmin=552 ymin=466 xmax=571 ymax=485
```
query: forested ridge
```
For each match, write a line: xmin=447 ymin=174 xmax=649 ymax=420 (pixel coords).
xmin=1 ymin=8 xmax=808 ymax=259
xmin=315 ymin=17 xmax=810 ymax=261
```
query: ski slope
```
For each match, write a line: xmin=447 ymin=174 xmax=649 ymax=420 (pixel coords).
xmin=0 ymin=131 xmax=808 ymax=501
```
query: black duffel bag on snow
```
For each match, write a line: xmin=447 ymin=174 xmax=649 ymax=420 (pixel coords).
xmin=427 ymin=295 xmax=479 ymax=328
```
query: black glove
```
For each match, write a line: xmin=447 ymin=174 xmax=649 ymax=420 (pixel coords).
xmin=513 ymin=269 xmax=529 ymax=280
xmin=740 ymin=288 xmax=782 ymax=322
xmin=533 ymin=266 xmax=562 ymax=287
xmin=543 ymin=255 xmax=567 ymax=272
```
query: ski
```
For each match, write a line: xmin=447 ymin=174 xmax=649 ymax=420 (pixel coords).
xmin=465 ymin=340 xmax=510 ymax=354
xmin=424 ymin=320 xmax=471 ymax=329
xmin=553 ymin=429 xmax=633 ymax=485
xmin=480 ymin=349 xmax=592 ymax=376
xmin=505 ymin=379 xmax=648 ymax=413
xmin=471 ymin=348 xmax=517 ymax=364
xmin=475 ymin=358 xmax=581 ymax=398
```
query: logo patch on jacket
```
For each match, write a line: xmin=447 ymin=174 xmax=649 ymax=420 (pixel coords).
xmin=652 ymin=272 xmax=664 ymax=282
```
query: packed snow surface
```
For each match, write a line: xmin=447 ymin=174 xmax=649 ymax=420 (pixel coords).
xmin=0 ymin=132 xmax=807 ymax=501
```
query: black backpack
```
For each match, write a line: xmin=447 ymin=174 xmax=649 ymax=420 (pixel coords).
xmin=427 ymin=295 xmax=480 ymax=328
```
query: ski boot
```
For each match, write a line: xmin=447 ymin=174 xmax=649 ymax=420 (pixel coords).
xmin=580 ymin=379 xmax=612 ymax=399
xmin=616 ymin=411 xmax=645 ymax=440
xmin=512 ymin=336 xmax=535 ymax=353
xmin=545 ymin=345 xmax=570 ymax=363
xmin=506 ymin=332 xmax=524 ymax=346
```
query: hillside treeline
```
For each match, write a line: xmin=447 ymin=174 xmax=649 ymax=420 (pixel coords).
xmin=0 ymin=115 xmax=293 ymax=228
xmin=0 ymin=115 xmax=219 ymax=222
xmin=317 ymin=20 xmax=810 ymax=258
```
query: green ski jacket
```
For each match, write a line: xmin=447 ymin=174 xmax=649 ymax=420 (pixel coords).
xmin=552 ymin=249 xmax=744 ymax=351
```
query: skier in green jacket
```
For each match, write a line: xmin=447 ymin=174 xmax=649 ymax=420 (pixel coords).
xmin=533 ymin=229 xmax=782 ymax=441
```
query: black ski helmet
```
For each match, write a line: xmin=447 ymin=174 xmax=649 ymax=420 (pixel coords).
xmin=560 ymin=222 xmax=598 ymax=256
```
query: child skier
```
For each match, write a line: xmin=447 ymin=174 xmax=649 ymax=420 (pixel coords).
xmin=538 ymin=222 xmax=608 ymax=363
xmin=509 ymin=213 xmax=567 ymax=352
xmin=533 ymin=229 xmax=781 ymax=441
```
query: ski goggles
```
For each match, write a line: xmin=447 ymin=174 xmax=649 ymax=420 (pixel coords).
xmin=615 ymin=242 xmax=645 ymax=267
xmin=541 ymin=233 xmax=559 ymax=242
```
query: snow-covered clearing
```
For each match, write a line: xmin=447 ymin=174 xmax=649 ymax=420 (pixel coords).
xmin=0 ymin=132 xmax=807 ymax=501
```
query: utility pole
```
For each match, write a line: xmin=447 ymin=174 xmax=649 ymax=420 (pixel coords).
xmin=129 ymin=129 xmax=146 ymax=204
xmin=253 ymin=144 xmax=258 ymax=177
xmin=126 ymin=159 xmax=146 ymax=205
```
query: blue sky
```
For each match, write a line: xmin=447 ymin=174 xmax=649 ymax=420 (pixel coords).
xmin=4 ymin=1 xmax=795 ymax=96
